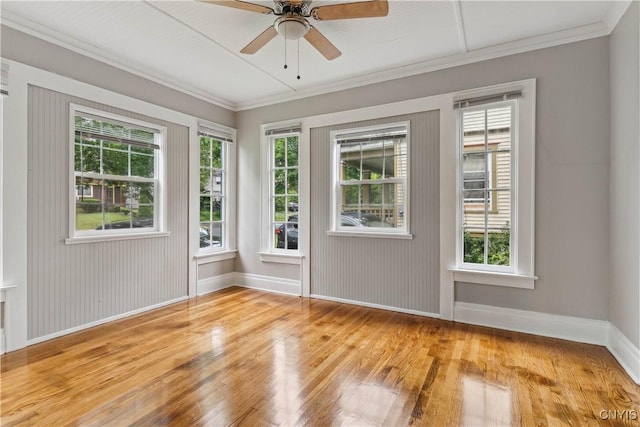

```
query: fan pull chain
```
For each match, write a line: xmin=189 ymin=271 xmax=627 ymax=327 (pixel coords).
xmin=284 ymin=25 xmax=288 ymax=70
xmin=297 ymin=39 xmax=301 ymax=80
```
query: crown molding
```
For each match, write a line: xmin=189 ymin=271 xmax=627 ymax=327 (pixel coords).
xmin=234 ymin=20 xmax=611 ymax=111
xmin=2 ymin=0 xmax=631 ymax=113
xmin=1 ymin=12 xmax=237 ymax=111
xmin=602 ymin=0 xmax=632 ymax=32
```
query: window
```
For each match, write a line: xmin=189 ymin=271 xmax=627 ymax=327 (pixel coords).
xmin=75 ymin=184 xmax=93 ymax=198
xmin=332 ymin=122 xmax=410 ymax=235
xmin=451 ymin=79 xmax=536 ymax=289
xmin=198 ymin=127 xmax=232 ymax=251
xmin=71 ymin=105 xmax=165 ymax=238
xmin=459 ymin=104 xmax=513 ymax=268
xmin=269 ymin=131 xmax=299 ymax=251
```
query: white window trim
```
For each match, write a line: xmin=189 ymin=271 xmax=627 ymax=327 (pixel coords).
xmin=75 ymin=184 xmax=94 ymax=198
xmin=66 ymin=104 xmax=167 ymax=244
xmin=260 ymin=123 xmax=302 ymax=261
xmin=451 ymin=79 xmax=537 ymax=288
xmin=191 ymin=120 xmax=237 ymax=260
xmin=194 ymin=250 xmax=237 ymax=264
xmin=458 ymin=100 xmax=514 ymax=274
xmin=330 ymin=121 xmax=412 ymax=238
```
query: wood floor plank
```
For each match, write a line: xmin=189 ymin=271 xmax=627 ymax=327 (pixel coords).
xmin=2 ymin=287 xmax=639 ymax=426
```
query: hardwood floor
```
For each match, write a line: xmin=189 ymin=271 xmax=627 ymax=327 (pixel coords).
xmin=1 ymin=287 xmax=639 ymax=426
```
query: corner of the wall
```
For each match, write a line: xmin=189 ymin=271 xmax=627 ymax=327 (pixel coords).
xmin=607 ymin=323 xmax=640 ymax=385
xmin=197 ymin=272 xmax=237 ymax=296
xmin=234 ymin=272 xmax=302 ymax=297
xmin=453 ymin=302 xmax=609 ymax=345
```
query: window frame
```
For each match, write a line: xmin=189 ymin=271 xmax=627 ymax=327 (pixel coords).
xmin=268 ymin=130 xmax=300 ymax=253
xmin=457 ymin=100 xmax=515 ymax=273
xmin=330 ymin=121 xmax=412 ymax=238
xmin=67 ymin=104 xmax=167 ymax=243
xmin=451 ymin=80 xmax=537 ymax=289
xmin=194 ymin=121 xmax=237 ymax=258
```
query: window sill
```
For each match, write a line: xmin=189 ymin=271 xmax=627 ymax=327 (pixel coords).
xmin=194 ymin=250 xmax=237 ymax=264
xmin=450 ymin=268 xmax=537 ymax=289
xmin=65 ymin=232 xmax=170 ymax=245
xmin=327 ymin=231 xmax=414 ymax=240
xmin=259 ymin=252 xmax=304 ymax=265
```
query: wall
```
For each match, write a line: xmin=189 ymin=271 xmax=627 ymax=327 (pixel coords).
xmin=237 ymin=36 xmax=611 ymax=320
xmin=2 ymin=26 xmax=237 ymax=347
xmin=310 ymin=111 xmax=440 ymax=314
xmin=1 ymin=25 xmax=234 ymax=128
xmin=27 ymin=86 xmax=189 ymax=339
xmin=609 ymin=2 xmax=640 ymax=347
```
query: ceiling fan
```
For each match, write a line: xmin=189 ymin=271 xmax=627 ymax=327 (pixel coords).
xmin=200 ymin=0 xmax=389 ymax=61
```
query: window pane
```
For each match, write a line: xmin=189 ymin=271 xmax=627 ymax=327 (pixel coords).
xmin=463 ymin=192 xmax=487 ymax=228
xmin=288 ymin=196 xmax=298 ymax=213
xmin=102 ymin=147 xmax=129 ymax=176
xmin=200 ymin=196 xmax=211 ymax=221
xmin=463 ymin=110 xmax=486 ymax=149
xmin=341 ymin=184 xmax=360 ymax=214
xmin=274 ymin=196 xmax=286 ymax=222
xmin=493 ymin=148 xmax=511 ymax=191
xmin=212 ymin=140 xmax=223 ymax=168
xmin=210 ymin=222 xmax=222 ymax=248
xmin=488 ymin=228 xmax=510 ymax=266
xmin=212 ymin=196 xmax=222 ymax=221
xmin=487 ymin=107 xmax=511 ymax=193
xmin=131 ymin=146 xmax=154 ymax=156
xmin=283 ymin=220 xmax=298 ymax=250
xmin=274 ymin=169 xmax=286 ymax=195
xmin=287 ymin=169 xmax=298 ymax=195
xmin=361 ymin=155 xmax=384 ymax=180
xmin=75 ymin=145 xmax=100 ymax=173
xmin=131 ymin=153 xmax=154 ymax=178
xmin=75 ymin=177 xmax=103 ymax=230
xmin=489 ymin=189 xmax=511 ymax=224
xmin=212 ymin=170 xmax=223 ymax=197
xmin=274 ymin=138 xmax=286 ymax=167
xmin=463 ymin=229 xmax=485 ymax=264
xmin=340 ymin=144 xmax=361 ymax=180
xmin=127 ymin=182 xmax=154 ymax=221
xmin=200 ymin=222 xmax=212 ymax=248
xmin=361 ymin=183 xmax=382 ymax=205
xmin=287 ymin=136 xmax=298 ymax=167
xmin=200 ymin=170 xmax=212 ymax=195
xmin=200 ymin=137 xmax=211 ymax=168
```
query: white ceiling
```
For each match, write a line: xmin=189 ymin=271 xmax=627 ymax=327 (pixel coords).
xmin=1 ymin=1 xmax=630 ymax=111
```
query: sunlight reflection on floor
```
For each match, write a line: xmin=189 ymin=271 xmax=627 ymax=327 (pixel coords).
xmin=461 ymin=377 xmax=512 ymax=426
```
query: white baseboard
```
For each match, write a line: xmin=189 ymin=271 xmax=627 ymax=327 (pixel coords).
xmin=310 ymin=294 xmax=440 ymax=319
xmin=197 ymin=272 xmax=236 ymax=296
xmin=607 ymin=324 xmax=640 ymax=384
xmin=28 ymin=295 xmax=189 ymax=346
xmin=454 ymin=301 xmax=640 ymax=385
xmin=454 ymin=302 xmax=609 ymax=345
xmin=235 ymin=273 xmax=301 ymax=296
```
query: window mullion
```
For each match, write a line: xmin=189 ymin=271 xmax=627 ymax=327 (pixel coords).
xmin=483 ymin=108 xmax=489 ymax=265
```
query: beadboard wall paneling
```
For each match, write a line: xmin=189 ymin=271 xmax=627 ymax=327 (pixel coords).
xmin=310 ymin=111 xmax=440 ymax=314
xmin=27 ymin=85 xmax=188 ymax=340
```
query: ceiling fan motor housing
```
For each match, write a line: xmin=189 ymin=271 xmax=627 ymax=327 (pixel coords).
xmin=275 ymin=15 xmax=310 ymax=40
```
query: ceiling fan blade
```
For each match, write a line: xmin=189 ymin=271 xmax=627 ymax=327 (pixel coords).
xmin=311 ymin=0 xmax=388 ymax=20
xmin=304 ymin=26 xmax=341 ymax=60
xmin=199 ymin=0 xmax=274 ymax=15
xmin=240 ymin=26 xmax=278 ymax=54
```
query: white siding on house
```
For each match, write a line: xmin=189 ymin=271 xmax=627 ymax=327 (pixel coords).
xmin=462 ymin=106 xmax=512 ymax=232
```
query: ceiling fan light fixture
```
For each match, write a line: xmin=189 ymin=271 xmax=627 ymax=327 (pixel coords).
xmin=275 ymin=16 xmax=310 ymax=40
